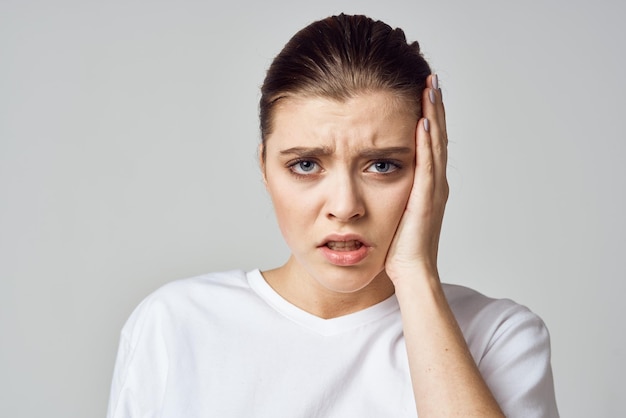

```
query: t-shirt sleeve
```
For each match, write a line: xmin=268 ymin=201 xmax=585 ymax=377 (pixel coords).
xmin=106 ymin=296 xmax=169 ymax=418
xmin=477 ymin=303 xmax=560 ymax=418
xmin=106 ymin=333 xmax=139 ymax=418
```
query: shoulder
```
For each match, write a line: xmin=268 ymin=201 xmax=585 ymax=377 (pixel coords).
xmin=139 ymin=269 xmax=248 ymax=306
xmin=119 ymin=270 xmax=252 ymax=342
xmin=108 ymin=270 xmax=254 ymax=417
xmin=442 ymin=284 xmax=559 ymax=417
xmin=442 ymin=283 xmax=550 ymax=359
xmin=154 ymin=269 xmax=250 ymax=297
xmin=442 ymin=283 xmax=543 ymax=332
xmin=442 ymin=282 xmax=527 ymax=315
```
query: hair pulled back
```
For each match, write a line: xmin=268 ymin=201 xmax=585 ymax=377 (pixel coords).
xmin=260 ymin=14 xmax=431 ymax=147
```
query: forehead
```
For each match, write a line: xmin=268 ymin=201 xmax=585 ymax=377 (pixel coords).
xmin=267 ymin=92 xmax=418 ymax=150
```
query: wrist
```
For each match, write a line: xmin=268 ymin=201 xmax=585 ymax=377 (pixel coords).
xmin=387 ymin=259 xmax=439 ymax=285
xmin=388 ymin=263 xmax=443 ymax=297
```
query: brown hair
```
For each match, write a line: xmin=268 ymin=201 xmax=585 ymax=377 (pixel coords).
xmin=259 ymin=13 xmax=431 ymax=155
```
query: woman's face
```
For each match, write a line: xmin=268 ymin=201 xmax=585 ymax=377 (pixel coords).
xmin=263 ymin=92 xmax=418 ymax=294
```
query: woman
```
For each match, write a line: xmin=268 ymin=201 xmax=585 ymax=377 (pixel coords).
xmin=107 ymin=14 xmax=559 ymax=417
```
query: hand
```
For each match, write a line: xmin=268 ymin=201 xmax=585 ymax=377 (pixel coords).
xmin=385 ymin=74 xmax=449 ymax=283
xmin=386 ymin=79 xmax=504 ymax=416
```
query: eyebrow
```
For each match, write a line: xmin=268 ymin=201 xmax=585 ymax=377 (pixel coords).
xmin=280 ymin=146 xmax=412 ymax=158
xmin=280 ymin=146 xmax=334 ymax=157
xmin=358 ymin=147 xmax=413 ymax=159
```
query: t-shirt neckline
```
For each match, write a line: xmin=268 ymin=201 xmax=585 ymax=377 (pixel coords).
xmin=246 ymin=269 xmax=399 ymax=336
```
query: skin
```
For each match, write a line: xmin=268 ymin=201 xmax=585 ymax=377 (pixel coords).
xmin=261 ymin=90 xmax=416 ymax=318
xmin=261 ymin=76 xmax=504 ymax=416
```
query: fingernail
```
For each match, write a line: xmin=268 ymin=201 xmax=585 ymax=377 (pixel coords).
xmin=429 ymin=88 xmax=436 ymax=104
xmin=424 ymin=118 xmax=430 ymax=132
xmin=432 ymin=74 xmax=439 ymax=90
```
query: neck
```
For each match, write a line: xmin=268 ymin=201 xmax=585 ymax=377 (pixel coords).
xmin=261 ymin=259 xmax=395 ymax=319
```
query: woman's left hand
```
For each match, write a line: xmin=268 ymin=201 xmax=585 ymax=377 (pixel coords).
xmin=385 ymin=74 xmax=449 ymax=283
xmin=386 ymin=75 xmax=504 ymax=418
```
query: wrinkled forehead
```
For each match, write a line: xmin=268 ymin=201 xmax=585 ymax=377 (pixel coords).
xmin=266 ymin=92 xmax=418 ymax=152
xmin=272 ymin=89 xmax=421 ymax=117
xmin=260 ymin=90 xmax=420 ymax=162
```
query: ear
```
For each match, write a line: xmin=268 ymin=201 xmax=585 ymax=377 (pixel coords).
xmin=258 ymin=142 xmax=268 ymax=187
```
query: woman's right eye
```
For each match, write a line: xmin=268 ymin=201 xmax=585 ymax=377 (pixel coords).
xmin=289 ymin=160 xmax=320 ymax=175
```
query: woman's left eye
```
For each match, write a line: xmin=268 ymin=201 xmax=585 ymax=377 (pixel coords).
xmin=366 ymin=161 xmax=399 ymax=173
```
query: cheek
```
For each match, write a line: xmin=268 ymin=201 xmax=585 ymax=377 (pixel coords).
xmin=267 ymin=178 xmax=318 ymax=240
xmin=372 ymin=177 xmax=413 ymax=233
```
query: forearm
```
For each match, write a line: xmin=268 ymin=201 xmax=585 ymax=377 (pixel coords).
xmin=393 ymin=268 xmax=504 ymax=417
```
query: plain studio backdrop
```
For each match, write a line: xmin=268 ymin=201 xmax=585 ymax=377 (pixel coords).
xmin=1 ymin=0 xmax=624 ymax=416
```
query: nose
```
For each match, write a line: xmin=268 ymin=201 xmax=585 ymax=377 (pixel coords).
xmin=325 ymin=174 xmax=365 ymax=222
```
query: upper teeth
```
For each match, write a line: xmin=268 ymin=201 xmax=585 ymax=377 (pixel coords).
xmin=327 ymin=240 xmax=362 ymax=251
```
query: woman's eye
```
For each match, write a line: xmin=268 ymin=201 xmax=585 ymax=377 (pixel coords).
xmin=366 ymin=161 xmax=399 ymax=173
xmin=290 ymin=160 xmax=320 ymax=175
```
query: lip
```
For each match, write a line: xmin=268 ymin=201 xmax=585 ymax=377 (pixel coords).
xmin=317 ymin=233 xmax=372 ymax=266
xmin=319 ymin=233 xmax=372 ymax=247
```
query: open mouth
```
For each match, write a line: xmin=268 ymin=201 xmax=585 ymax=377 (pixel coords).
xmin=325 ymin=240 xmax=363 ymax=251
xmin=319 ymin=237 xmax=369 ymax=266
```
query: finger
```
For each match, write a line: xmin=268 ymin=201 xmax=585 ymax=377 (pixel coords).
xmin=413 ymin=117 xmax=434 ymax=203
xmin=426 ymin=74 xmax=448 ymax=149
xmin=422 ymin=75 xmax=448 ymax=191
xmin=429 ymin=74 xmax=448 ymax=141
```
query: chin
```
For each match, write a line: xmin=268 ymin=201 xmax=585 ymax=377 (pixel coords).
xmin=312 ymin=264 xmax=386 ymax=294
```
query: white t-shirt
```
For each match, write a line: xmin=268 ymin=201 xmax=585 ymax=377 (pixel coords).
xmin=107 ymin=269 xmax=559 ymax=417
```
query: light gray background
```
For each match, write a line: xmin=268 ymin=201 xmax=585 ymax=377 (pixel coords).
xmin=1 ymin=0 xmax=624 ymax=417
